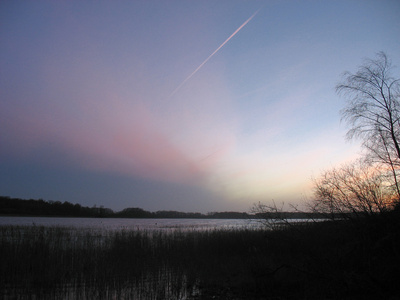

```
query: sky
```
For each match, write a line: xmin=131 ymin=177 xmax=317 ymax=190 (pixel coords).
xmin=1 ymin=1 xmax=400 ymax=213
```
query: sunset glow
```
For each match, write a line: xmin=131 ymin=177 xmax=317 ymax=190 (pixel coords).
xmin=1 ymin=1 xmax=399 ymax=212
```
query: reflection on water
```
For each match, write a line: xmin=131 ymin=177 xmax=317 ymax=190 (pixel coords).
xmin=0 ymin=219 xmax=265 ymax=299
xmin=0 ymin=216 xmax=263 ymax=231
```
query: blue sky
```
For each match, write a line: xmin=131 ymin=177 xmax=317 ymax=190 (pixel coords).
xmin=1 ymin=1 xmax=400 ymax=212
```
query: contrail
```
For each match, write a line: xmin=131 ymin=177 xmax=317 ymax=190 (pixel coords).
xmin=169 ymin=8 xmax=261 ymax=98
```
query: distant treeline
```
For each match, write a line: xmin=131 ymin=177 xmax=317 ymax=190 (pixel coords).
xmin=0 ymin=196 xmax=313 ymax=219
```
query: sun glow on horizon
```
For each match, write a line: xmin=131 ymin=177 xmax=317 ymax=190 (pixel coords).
xmin=1 ymin=1 xmax=398 ymax=211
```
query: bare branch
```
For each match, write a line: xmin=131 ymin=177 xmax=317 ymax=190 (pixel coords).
xmin=312 ymin=159 xmax=397 ymax=219
xmin=337 ymin=52 xmax=400 ymax=165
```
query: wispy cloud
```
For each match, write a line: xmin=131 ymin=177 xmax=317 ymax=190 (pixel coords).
xmin=169 ymin=8 xmax=261 ymax=97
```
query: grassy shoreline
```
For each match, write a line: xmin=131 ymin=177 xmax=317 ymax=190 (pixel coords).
xmin=1 ymin=212 xmax=399 ymax=299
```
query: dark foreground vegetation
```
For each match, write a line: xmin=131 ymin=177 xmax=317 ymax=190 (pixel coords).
xmin=1 ymin=209 xmax=399 ymax=299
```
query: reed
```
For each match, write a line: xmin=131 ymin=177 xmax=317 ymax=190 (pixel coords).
xmin=1 ymin=214 xmax=399 ymax=299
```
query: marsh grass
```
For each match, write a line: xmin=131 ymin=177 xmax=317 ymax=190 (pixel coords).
xmin=1 ymin=213 xmax=399 ymax=299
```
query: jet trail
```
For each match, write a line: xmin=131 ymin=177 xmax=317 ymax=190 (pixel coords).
xmin=169 ymin=8 xmax=261 ymax=97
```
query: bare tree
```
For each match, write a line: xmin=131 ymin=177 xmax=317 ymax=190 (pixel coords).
xmin=364 ymin=126 xmax=400 ymax=200
xmin=258 ymin=53 xmax=400 ymax=220
xmin=312 ymin=159 xmax=396 ymax=219
xmin=251 ymin=201 xmax=289 ymax=230
xmin=336 ymin=51 xmax=400 ymax=205
xmin=337 ymin=52 xmax=400 ymax=163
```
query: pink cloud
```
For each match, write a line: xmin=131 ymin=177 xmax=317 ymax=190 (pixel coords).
xmin=2 ymin=95 xmax=214 ymax=185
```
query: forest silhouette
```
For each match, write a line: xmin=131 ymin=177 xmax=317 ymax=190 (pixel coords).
xmin=0 ymin=196 xmax=313 ymax=219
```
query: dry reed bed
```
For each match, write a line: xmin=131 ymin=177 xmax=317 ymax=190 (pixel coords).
xmin=1 ymin=214 xmax=399 ymax=299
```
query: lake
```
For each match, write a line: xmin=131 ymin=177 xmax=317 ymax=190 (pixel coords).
xmin=0 ymin=216 xmax=263 ymax=231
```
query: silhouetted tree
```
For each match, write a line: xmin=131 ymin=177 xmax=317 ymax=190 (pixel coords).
xmin=312 ymin=159 xmax=396 ymax=219
xmin=337 ymin=52 xmax=400 ymax=201
xmin=117 ymin=207 xmax=152 ymax=218
xmin=311 ymin=53 xmax=400 ymax=218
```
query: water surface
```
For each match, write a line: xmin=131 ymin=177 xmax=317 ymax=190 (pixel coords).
xmin=0 ymin=216 xmax=262 ymax=231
